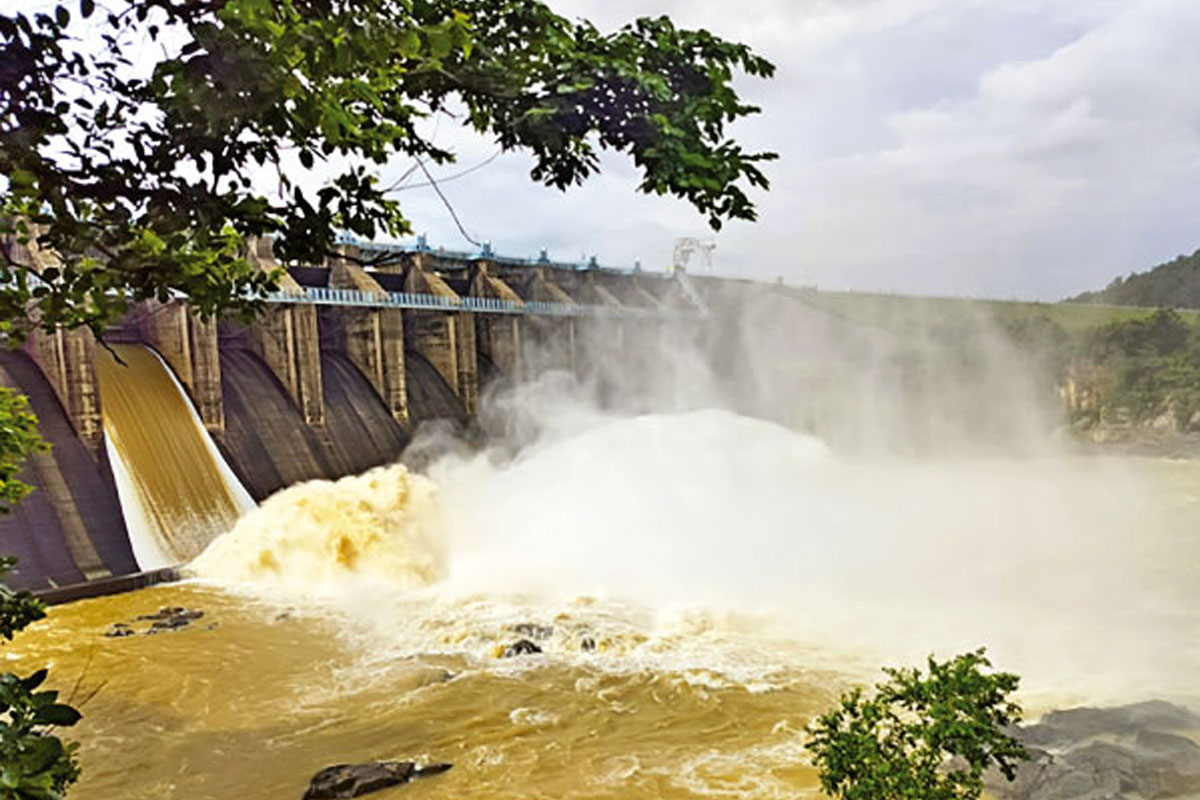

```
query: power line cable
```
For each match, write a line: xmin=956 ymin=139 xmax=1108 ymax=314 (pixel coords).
xmin=415 ymin=156 xmax=482 ymax=247
xmin=387 ymin=149 xmax=502 ymax=193
xmin=379 ymin=160 xmax=423 ymax=193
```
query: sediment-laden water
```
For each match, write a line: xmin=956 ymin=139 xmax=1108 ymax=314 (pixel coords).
xmin=95 ymin=344 xmax=254 ymax=567
xmin=8 ymin=411 xmax=1200 ymax=799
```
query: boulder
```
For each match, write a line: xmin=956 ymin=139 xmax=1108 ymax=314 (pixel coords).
xmin=1040 ymin=701 xmax=1200 ymax=740
xmin=137 ymin=607 xmax=205 ymax=633
xmin=988 ymin=701 xmax=1200 ymax=800
xmin=301 ymin=762 xmax=451 ymax=800
xmin=137 ymin=606 xmax=204 ymax=623
xmin=503 ymin=639 xmax=542 ymax=658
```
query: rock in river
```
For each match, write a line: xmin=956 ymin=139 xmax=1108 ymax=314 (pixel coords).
xmin=987 ymin=701 xmax=1200 ymax=800
xmin=104 ymin=607 xmax=208 ymax=637
xmin=502 ymin=639 xmax=542 ymax=657
xmin=301 ymin=762 xmax=451 ymax=799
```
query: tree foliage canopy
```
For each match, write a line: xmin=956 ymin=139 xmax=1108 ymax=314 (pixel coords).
xmin=0 ymin=0 xmax=776 ymax=339
xmin=1074 ymin=308 xmax=1200 ymax=428
xmin=1069 ymin=248 xmax=1200 ymax=309
xmin=0 ymin=390 xmax=45 ymax=515
xmin=806 ymin=649 xmax=1027 ymax=800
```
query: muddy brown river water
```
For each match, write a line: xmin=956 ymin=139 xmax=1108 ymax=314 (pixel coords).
xmin=9 ymin=412 xmax=1200 ymax=799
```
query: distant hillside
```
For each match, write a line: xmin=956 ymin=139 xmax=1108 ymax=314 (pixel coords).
xmin=1069 ymin=248 xmax=1200 ymax=308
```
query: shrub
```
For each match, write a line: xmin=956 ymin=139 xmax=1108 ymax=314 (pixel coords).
xmin=806 ymin=649 xmax=1027 ymax=800
xmin=0 ymin=559 xmax=80 ymax=800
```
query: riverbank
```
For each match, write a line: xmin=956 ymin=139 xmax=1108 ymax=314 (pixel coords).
xmin=1066 ymin=426 xmax=1200 ymax=459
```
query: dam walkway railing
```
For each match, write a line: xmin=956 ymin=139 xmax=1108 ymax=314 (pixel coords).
xmin=263 ymin=286 xmax=701 ymax=319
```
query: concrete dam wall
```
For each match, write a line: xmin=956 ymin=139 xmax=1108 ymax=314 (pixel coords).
xmin=0 ymin=238 xmax=701 ymax=590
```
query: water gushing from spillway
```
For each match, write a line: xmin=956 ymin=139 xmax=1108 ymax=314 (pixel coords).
xmin=96 ymin=344 xmax=255 ymax=568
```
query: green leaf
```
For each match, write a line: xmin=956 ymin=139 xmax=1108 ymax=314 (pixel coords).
xmin=23 ymin=736 xmax=64 ymax=773
xmin=397 ymin=28 xmax=421 ymax=58
xmin=426 ymin=28 xmax=451 ymax=60
xmin=34 ymin=704 xmax=81 ymax=727
xmin=20 ymin=670 xmax=48 ymax=692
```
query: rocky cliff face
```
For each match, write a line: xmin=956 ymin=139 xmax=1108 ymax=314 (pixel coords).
xmin=1058 ymin=363 xmax=1200 ymax=455
xmin=989 ymin=702 xmax=1200 ymax=800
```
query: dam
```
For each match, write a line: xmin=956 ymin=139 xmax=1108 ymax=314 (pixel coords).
xmin=0 ymin=234 xmax=707 ymax=591
xmin=4 ymin=236 xmax=1200 ymax=800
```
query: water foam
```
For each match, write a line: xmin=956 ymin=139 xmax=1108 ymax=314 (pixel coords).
xmin=188 ymin=464 xmax=442 ymax=592
xmin=430 ymin=409 xmax=1200 ymax=704
xmin=189 ymin=408 xmax=1200 ymax=706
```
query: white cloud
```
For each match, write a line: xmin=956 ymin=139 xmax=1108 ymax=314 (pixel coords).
xmin=389 ymin=0 xmax=1200 ymax=299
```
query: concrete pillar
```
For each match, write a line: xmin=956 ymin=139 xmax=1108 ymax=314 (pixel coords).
xmin=327 ymin=259 xmax=408 ymax=425
xmin=136 ymin=300 xmax=224 ymax=434
xmin=478 ymin=313 xmax=522 ymax=378
xmin=403 ymin=265 xmax=479 ymax=414
xmin=453 ymin=312 xmax=478 ymax=415
xmin=245 ymin=238 xmax=324 ymax=428
xmin=486 ymin=265 xmax=581 ymax=376
xmin=188 ymin=313 xmax=223 ymax=432
xmin=25 ymin=327 xmax=104 ymax=455
xmin=526 ymin=269 xmax=579 ymax=373
xmin=469 ymin=264 xmax=524 ymax=379
xmin=6 ymin=234 xmax=105 ymax=454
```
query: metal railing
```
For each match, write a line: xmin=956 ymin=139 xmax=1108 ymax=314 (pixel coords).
xmin=263 ymin=286 xmax=694 ymax=319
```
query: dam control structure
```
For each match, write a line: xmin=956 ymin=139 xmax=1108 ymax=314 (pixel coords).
xmin=0 ymin=235 xmax=708 ymax=591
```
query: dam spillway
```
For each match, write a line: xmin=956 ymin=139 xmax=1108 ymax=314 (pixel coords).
xmin=0 ymin=235 xmax=706 ymax=590
xmin=96 ymin=344 xmax=255 ymax=568
xmin=319 ymin=350 xmax=412 ymax=477
xmin=219 ymin=346 xmax=333 ymax=501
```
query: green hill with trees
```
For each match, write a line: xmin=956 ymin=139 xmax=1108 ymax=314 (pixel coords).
xmin=1069 ymin=248 xmax=1200 ymax=308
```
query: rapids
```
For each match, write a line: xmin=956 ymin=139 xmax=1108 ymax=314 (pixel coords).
xmin=8 ymin=410 xmax=1200 ymax=799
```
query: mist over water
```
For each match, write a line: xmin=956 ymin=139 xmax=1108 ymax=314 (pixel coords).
xmin=431 ymin=407 xmax=1200 ymax=707
xmin=194 ymin=289 xmax=1200 ymax=709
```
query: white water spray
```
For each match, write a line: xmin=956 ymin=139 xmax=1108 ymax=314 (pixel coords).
xmin=192 ymin=404 xmax=1200 ymax=707
xmin=430 ymin=409 xmax=1199 ymax=701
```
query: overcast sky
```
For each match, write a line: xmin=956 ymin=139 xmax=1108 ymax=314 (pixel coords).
xmin=381 ymin=0 xmax=1200 ymax=300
